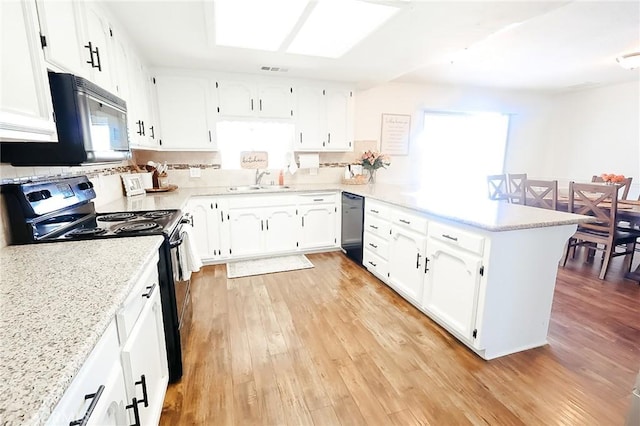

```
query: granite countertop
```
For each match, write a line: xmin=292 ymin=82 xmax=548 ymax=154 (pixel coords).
xmin=99 ymin=183 xmax=593 ymax=232
xmin=0 ymin=236 xmax=164 ymax=426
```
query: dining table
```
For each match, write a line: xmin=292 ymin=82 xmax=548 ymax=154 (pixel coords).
xmin=556 ymin=195 xmax=640 ymax=281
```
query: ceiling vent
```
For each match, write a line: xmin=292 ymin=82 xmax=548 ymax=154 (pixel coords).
xmin=260 ymin=66 xmax=289 ymax=72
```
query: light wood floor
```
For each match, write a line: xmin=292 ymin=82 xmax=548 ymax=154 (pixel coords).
xmin=160 ymin=251 xmax=640 ymax=425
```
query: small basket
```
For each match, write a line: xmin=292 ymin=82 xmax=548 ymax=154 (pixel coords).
xmin=342 ymin=174 xmax=368 ymax=185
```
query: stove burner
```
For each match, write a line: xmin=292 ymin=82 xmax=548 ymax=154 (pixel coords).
xmin=98 ymin=213 xmax=137 ymax=222
xmin=115 ymin=221 xmax=161 ymax=233
xmin=142 ymin=211 xmax=172 ymax=219
xmin=66 ymin=227 xmax=107 ymax=238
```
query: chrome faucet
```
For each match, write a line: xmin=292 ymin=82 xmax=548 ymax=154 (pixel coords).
xmin=255 ymin=169 xmax=270 ymax=185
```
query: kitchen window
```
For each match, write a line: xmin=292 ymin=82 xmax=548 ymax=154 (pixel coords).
xmin=420 ymin=111 xmax=510 ymax=195
xmin=216 ymin=120 xmax=294 ymax=169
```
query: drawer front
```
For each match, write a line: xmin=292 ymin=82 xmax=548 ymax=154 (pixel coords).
xmin=365 ymin=199 xmax=390 ymax=220
xmin=429 ymin=222 xmax=485 ymax=255
xmin=390 ymin=207 xmax=428 ymax=234
xmin=47 ymin=321 xmax=120 ymax=425
xmin=364 ymin=231 xmax=389 ymax=260
xmin=299 ymin=192 xmax=337 ymax=204
xmin=116 ymin=253 xmax=159 ymax=344
xmin=363 ymin=249 xmax=388 ymax=281
xmin=364 ymin=215 xmax=391 ymax=240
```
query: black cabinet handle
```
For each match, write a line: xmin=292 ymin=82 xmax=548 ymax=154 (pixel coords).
xmin=368 ymin=261 xmax=377 ymax=267
xmin=208 ymin=130 xmax=212 ymax=142
xmin=424 ymin=257 xmax=430 ymax=273
xmin=369 ymin=224 xmax=378 ymax=230
xmin=299 ymin=132 xmax=303 ymax=143
xmin=84 ymin=42 xmax=95 ymax=67
xmin=69 ymin=385 xmax=105 ymax=426
xmin=302 ymin=217 xmax=305 ymax=227
xmin=149 ymin=126 xmax=155 ymax=139
xmin=93 ymin=45 xmax=102 ymax=71
xmin=328 ymin=132 xmax=331 ymax=143
xmin=266 ymin=219 xmax=269 ymax=231
xmin=261 ymin=220 xmax=264 ymax=231
xmin=259 ymin=99 xmax=262 ymax=111
xmin=126 ymin=397 xmax=141 ymax=426
xmin=416 ymin=252 xmax=421 ymax=269
xmin=370 ymin=209 xmax=379 ymax=214
xmin=400 ymin=219 xmax=411 ymax=225
xmin=141 ymin=121 xmax=145 ymax=136
xmin=251 ymin=99 xmax=254 ymax=110
xmin=136 ymin=120 xmax=143 ymax=136
xmin=142 ymin=283 xmax=156 ymax=299
xmin=135 ymin=374 xmax=149 ymax=407
xmin=313 ymin=198 xmax=323 ymax=202
xmin=368 ymin=243 xmax=378 ymax=249
xmin=220 ymin=211 xmax=223 ymax=222
xmin=442 ymin=234 xmax=458 ymax=242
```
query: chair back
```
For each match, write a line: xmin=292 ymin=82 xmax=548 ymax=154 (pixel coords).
xmin=569 ymin=182 xmax=618 ymax=235
xmin=591 ymin=175 xmax=633 ymax=199
xmin=487 ymin=174 xmax=508 ymax=200
xmin=507 ymin=173 xmax=527 ymax=203
xmin=522 ymin=179 xmax=558 ymax=210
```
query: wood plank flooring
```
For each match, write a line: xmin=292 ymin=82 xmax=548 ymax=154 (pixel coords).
xmin=160 ymin=251 xmax=640 ymax=425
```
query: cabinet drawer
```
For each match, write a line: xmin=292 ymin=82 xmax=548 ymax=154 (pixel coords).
xmin=47 ymin=321 xmax=120 ymax=425
xmin=298 ymin=192 xmax=337 ymax=204
xmin=428 ymin=222 xmax=485 ymax=255
xmin=116 ymin=253 xmax=159 ymax=344
xmin=365 ymin=199 xmax=390 ymax=220
xmin=364 ymin=215 xmax=390 ymax=240
xmin=364 ymin=232 xmax=389 ymax=260
xmin=390 ymin=208 xmax=428 ymax=234
xmin=363 ymin=249 xmax=388 ymax=281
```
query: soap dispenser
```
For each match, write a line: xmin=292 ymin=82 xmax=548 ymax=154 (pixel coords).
xmin=278 ymin=170 xmax=284 ymax=186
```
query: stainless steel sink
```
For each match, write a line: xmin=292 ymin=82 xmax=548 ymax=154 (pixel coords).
xmin=227 ymin=185 xmax=291 ymax=192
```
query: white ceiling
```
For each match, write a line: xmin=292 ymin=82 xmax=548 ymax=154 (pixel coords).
xmin=104 ymin=0 xmax=640 ymax=92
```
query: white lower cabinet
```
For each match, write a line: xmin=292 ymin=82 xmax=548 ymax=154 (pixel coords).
xmin=421 ymin=238 xmax=482 ymax=342
xmin=228 ymin=204 xmax=298 ymax=256
xmin=120 ymin=287 xmax=168 ymax=426
xmin=387 ymin=225 xmax=427 ymax=305
xmin=186 ymin=197 xmax=229 ymax=261
xmin=47 ymin=321 xmax=128 ymax=425
xmin=298 ymin=193 xmax=339 ymax=250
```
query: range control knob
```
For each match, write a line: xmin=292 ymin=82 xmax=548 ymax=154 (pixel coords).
xmin=77 ymin=181 xmax=94 ymax=191
xmin=26 ymin=190 xmax=52 ymax=202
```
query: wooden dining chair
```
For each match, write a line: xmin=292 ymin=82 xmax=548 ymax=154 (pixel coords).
xmin=520 ymin=179 xmax=558 ymax=210
xmin=591 ymin=175 xmax=633 ymax=200
xmin=507 ymin=173 xmax=527 ymax=204
xmin=487 ymin=174 xmax=508 ymax=201
xmin=561 ymin=182 xmax=638 ymax=280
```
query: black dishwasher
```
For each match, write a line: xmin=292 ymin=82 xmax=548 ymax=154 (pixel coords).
xmin=341 ymin=192 xmax=364 ymax=265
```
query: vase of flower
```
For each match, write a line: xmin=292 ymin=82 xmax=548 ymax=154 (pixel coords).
xmin=360 ymin=150 xmax=391 ymax=186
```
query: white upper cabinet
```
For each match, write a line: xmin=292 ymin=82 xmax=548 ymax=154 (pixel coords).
xmin=216 ymin=77 xmax=293 ymax=119
xmin=0 ymin=0 xmax=57 ymax=142
xmin=35 ymin=0 xmax=116 ymax=92
xmin=155 ymin=75 xmax=217 ymax=150
xmin=295 ymin=84 xmax=354 ymax=152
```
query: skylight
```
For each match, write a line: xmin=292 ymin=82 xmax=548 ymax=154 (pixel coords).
xmin=213 ymin=0 xmax=401 ymax=58
xmin=287 ymin=0 xmax=400 ymax=58
xmin=214 ymin=0 xmax=308 ymax=51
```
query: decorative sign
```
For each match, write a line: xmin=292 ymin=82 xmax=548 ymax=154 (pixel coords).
xmin=240 ymin=151 xmax=268 ymax=169
xmin=380 ymin=113 xmax=411 ymax=155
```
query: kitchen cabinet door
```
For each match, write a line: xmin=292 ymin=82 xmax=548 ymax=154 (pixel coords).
xmin=121 ymin=288 xmax=168 ymax=426
xmin=111 ymin=35 xmax=131 ymax=103
xmin=217 ymin=78 xmax=293 ymax=119
xmin=127 ymin=57 xmax=157 ymax=149
xmin=228 ymin=208 xmax=264 ymax=257
xmin=0 ymin=0 xmax=57 ymax=142
xmin=295 ymin=85 xmax=326 ymax=151
xmin=264 ymin=206 xmax=298 ymax=253
xmin=258 ymin=83 xmax=293 ymax=118
xmin=325 ymin=88 xmax=353 ymax=151
xmin=34 ymin=0 xmax=87 ymax=77
xmin=155 ymin=75 xmax=216 ymax=150
xmin=79 ymin=2 xmax=114 ymax=92
xmin=299 ymin=204 xmax=338 ymax=249
xmin=85 ymin=362 xmax=129 ymax=426
xmin=388 ymin=226 xmax=427 ymax=304
xmin=216 ymin=79 xmax=254 ymax=117
xmin=187 ymin=197 xmax=230 ymax=261
xmin=422 ymin=238 xmax=482 ymax=342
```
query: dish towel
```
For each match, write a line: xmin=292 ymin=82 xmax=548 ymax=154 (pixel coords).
xmin=177 ymin=225 xmax=202 ymax=281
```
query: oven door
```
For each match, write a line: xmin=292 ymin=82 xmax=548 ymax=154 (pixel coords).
xmin=169 ymin=215 xmax=193 ymax=352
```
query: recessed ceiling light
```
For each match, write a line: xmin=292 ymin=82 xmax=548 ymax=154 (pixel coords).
xmin=616 ymin=52 xmax=640 ymax=70
xmin=287 ymin=0 xmax=400 ymax=58
xmin=214 ymin=0 xmax=307 ymax=51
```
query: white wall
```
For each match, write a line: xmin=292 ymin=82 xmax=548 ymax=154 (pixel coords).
xmin=545 ymin=80 xmax=640 ymax=197
xmin=353 ymin=82 xmax=555 ymax=185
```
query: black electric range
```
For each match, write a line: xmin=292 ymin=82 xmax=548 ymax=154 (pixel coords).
xmin=1 ymin=175 xmax=186 ymax=382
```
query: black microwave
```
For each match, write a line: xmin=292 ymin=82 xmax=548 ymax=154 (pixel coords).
xmin=1 ymin=72 xmax=131 ymax=166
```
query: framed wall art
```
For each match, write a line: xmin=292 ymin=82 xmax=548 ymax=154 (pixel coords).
xmin=380 ymin=113 xmax=411 ymax=155
xmin=121 ymin=174 xmax=145 ymax=197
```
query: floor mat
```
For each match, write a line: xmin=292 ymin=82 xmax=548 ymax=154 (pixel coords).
xmin=226 ymin=255 xmax=314 ymax=278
